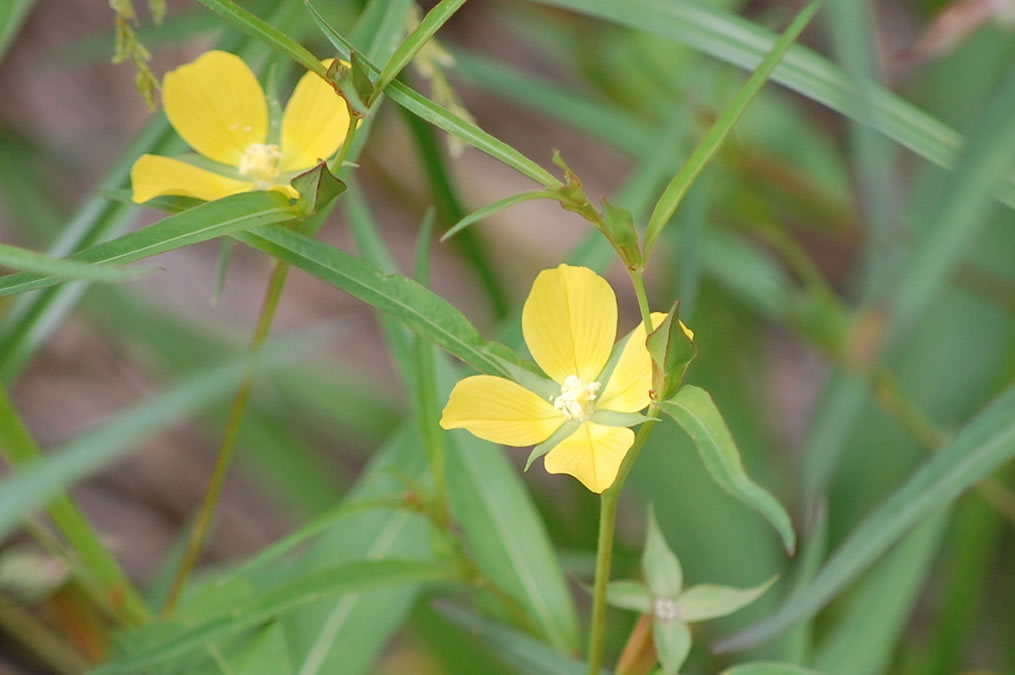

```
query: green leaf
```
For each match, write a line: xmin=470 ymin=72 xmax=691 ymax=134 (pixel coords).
xmin=716 ymin=381 xmax=1015 ymax=652
xmin=235 ymin=225 xmax=523 ymax=378
xmin=659 ymin=386 xmax=796 ymax=554
xmin=0 ymin=240 xmax=148 ymax=283
xmin=446 ymin=414 xmax=580 ymax=651
xmin=646 ymin=302 xmax=696 ymax=402
xmin=94 ymin=560 xmax=459 ymax=674
xmin=372 ymin=0 xmax=467 ymax=98
xmin=721 ymin=663 xmax=826 ymax=675
xmin=532 ymin=0 xmax=1015 ymax=211
xmin=605 ymin=580 xmax=652 ymax=613
xmin=653 ymin=619 xmax=691 ymax=675
xmin=675 ymin=576 xmax=776 ymax=622
xmin=643 ymin=505 xmax=683 ymax=597
xmin=303 ymin=0 xmax=560 ymax=188
xmin=0 ymin=191 xmax=298 ymax=297
xmin=222 ymin=622 xmax=292 ymax=675
xmin=642 ymin=0 xmax=823 ymax=258
xmin=291 ymin=161 xmax=347 ymax=215
xmin=438 ymin=603 xmax=593 ymax=675
xmin=441 ymin=190 xmax=556 ymax=242
xmin=0 ymin=0 xmax=33 ymax=62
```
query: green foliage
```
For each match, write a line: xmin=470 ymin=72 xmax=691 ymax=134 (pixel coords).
xmin=1 ymin=0 xmax=1014 ymax=673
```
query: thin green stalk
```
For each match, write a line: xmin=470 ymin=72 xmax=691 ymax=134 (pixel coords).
xmin=587 ymin=266 xmax=662 ymax=672
xmin=163 ymin=260 xmax=290 ymax=613
xmin=587 ymin=419 xmax=657 ymax=674
xmin=0 ymin=390 xmax=150 ymax=625
xmin=642 ymin=0 xmax=824 ymax=261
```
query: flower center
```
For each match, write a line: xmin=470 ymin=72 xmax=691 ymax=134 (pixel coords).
xmin=653 ymin=597 xmax=679 ymax=623
xmin=238 ymin=143 xmax=282 ymax=188
xmin=553 ymin=375 xmax=600 ymax=420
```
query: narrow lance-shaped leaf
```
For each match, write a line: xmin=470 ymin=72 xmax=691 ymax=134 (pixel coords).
xmin=675 ymin=577 xmax=777 ymax=622
xmin=716 ymin=381 xmax=1015 ymax=652
xmin=0 ymin=241 xmax=149 ymax=283
xmin=659 ymin=386 xmax=796 ymax=554
xmin=0 ymin=191 xmax=299 ymax=297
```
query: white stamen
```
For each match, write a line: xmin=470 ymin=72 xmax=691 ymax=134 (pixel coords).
xmin=553 ymin=375 xmax=600 ymax=420
xmin=654 ymin=597 xmax=679 ymax=622
xmin=238 ymin=143 xmax=282 ymax=188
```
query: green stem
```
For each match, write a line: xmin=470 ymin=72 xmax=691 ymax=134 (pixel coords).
xmin=628 ymin=268 xmax=654 ymax=332
xmin=587 ymin=419 xmax=657 ymax=674
xmin=163 ymin=260 xmax=290 ymax=613
xmin=0 ymin=390 xmax=150 ymax=625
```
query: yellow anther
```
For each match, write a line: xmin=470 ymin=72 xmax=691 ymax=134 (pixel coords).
xmin=553 ymin=375 xmax=600 ymax=420
xmin=238 ymin=143 xmax=282 ymax=188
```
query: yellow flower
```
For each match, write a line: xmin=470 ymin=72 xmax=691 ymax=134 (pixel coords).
xmin=441 ymin=264 xmax=688 ymax=493
xmin=131 ymin=50 xmax=350 ymax=204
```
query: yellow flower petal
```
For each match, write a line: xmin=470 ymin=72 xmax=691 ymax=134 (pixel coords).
xmin=522 ymin=264 xmax=617 ymax=384
xmin=543 ymin=422 xmax=634 ymax=493
xmin=279 ymin=60 xmax=351 ymax=172
xmin=163 ymin=50 xmax=268 ymax=166
xmin=130 ymin=154 xmax=256 ymax=203
xmin=597 ymin=312 xmax=668 ymax=413
xmin=440 ymin=375 xmax=566 ymax=446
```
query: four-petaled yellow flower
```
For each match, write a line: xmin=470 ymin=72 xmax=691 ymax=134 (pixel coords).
xmin=441 ymin=264 xmax=689 ymax=493
xmin=131 ymin=50 xmax=350 ymax=204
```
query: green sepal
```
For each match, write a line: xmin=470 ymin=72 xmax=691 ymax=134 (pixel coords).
xmin=291 ymin=161 xmax=347 ymax=216
xmin=653 ymin=619 xmax=691 ymax=675
xmin=350 ymin=51 xmax=377 ymax=107
xmin=326 ymin=57 xmax=369 ymax=117
xmin=525 ymin=420 xmax=580 ymax=471
xmin=589 ymin=410 xmax=658 ymax=428
xmin=604 ymin=579 xmax=652 ymax=613
xmin=675 ymin=576 xmax=777 ymax=622
xmin=643 ymin=505 xmax=683 ymax=597
xmin=646 ymin=302 xmax=696 ymax=403
xmin=601 ymin=198 xmax=642 ymax=268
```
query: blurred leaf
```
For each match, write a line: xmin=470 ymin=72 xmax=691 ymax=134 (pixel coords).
xmin=0 ymin=192 xmax=298 ymax=297
xmin=605 ymin=580 xmax=652 ymax=613
xmin=95 ymin=560 xmax=459 ymax=674
xmin=438 ymin=603 xmax=596 ymax=675
xmin=532 ymin=0 xmax=1015 ymax=210
xmin=722 ymin=663 xmax=826 ymax=675
xmin=0 ymin=0 xmax=33 ymax=62
xmin=221 ymin=622 xmax=292 ymax=675
xmin=811 ymin=512 xmax=947 ymax=675
xmin=654 ymin=619 xmax=692 ymax=675
xmin=717 ymin=381 xmax=1015 ymax=651
xmin=642 ymin=0 xmax=823 ymax=257
xmin=659 ymin=386 xmax=796 ymax=554
xmin=643 ymin=505 xmax=683 ymax=597
xmin=446 ymin=427 xmax=580 ymax=651
xmin=675 ymin=577 xmax=776 ymax=622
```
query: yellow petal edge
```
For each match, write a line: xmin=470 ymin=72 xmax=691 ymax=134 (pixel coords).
xmin=279 ymin=59 xmax=352 ymax=172
xmin=544 ymin=422 xmax=634 ymax=493
xmin=597 ymin=312 xmax=669 ymax=413
xmin=440 ymin=375 xmax=565 ymax=447
xmin=130 ymin=154 xmax=254 ymax=203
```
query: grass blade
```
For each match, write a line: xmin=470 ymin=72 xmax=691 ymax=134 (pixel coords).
xmin=643 ymin=0 xmax=824 ymax=259
xmin=716 ymin=382 xmax=1015 ymax=651
xmin=94 ymin=560 xmax=459 ymax=674
xmin=373 ymin=0 xmax=468 ymax=97
xmin=0 ymin=241 xmax=147 ymax=283
xmin=0 ymin=0 xmax=33 ymax=62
